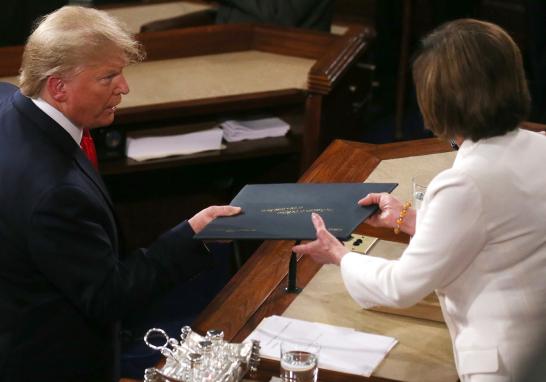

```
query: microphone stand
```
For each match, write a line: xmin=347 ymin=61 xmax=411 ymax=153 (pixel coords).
xmin=285 ymin=240 xmax=301 ymax=293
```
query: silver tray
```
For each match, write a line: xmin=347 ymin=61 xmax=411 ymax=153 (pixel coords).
xmin=143 ymin=326 xmax=260 ymax=382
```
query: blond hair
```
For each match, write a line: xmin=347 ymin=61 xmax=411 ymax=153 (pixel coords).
xmin=412 ymin=19 xmax=530 ymax=141
xmin=20 ymin=6 xmax=145 ymax=97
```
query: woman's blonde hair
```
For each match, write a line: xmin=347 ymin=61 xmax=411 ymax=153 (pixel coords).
xmin=412 ymin=19 xmax=530 ymax=141
xmin=20 ymin=6 xmax=145 ymax=97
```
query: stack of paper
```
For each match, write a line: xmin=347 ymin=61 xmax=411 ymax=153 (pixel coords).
xmin=245 ymin=315 xmax=398 ymax=377
xmin=126 ymin=127 xmax=223 ymax=161
xmin=221 ymin=117 xmax=290 ymax=142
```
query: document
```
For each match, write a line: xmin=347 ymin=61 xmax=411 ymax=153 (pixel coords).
xmin=126 ymin=127 xmax=223 ymax=161
xmin=195 ymin=183 xmax=397 ymax=240
xmin=221 ymin=117 xmax=290 ymax=142
xmin=245 ymin=315 xmax=398 ymax=377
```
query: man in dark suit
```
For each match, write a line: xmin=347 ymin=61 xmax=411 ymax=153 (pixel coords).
xmin=0 ymin=6 xmax=239 ymax=381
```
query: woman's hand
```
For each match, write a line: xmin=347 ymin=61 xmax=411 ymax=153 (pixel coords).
xmin=189 ymin=205 xmax=241 ymax=234
xmin=292 ymin=213 xmax=349 ymax=265
xmin=359 ymin=192 xmax=416 ymax=235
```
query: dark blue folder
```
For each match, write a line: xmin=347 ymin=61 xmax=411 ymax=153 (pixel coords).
xmin=195 ymin=183 xmax=397 ymax=240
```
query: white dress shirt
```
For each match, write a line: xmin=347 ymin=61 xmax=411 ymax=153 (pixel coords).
xmin=340 ymin=128 xmax=546 ymax=381
xmin=31 ymin=97 xmax=82 ymax=145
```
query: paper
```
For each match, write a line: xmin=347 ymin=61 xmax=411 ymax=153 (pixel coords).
xmin=126 ymin=127 xmax=223 ymax=161
xmin=221 ymin=117 xmax=290 ymax=142
xmin=245 ymin=315 xmax=398 ymax=377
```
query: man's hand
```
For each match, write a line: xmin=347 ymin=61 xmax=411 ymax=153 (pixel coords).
xmin=189 ymin=205 xmax=241 ymax=234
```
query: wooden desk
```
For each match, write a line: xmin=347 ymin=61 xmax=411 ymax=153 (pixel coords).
xmin=102 ymin=0 xmax=213 ymax=34
xmin=193 ymin=138 xmax=458 ymax=381
xmin=102 ymin=0 xmax=358 ymax=36
xmin=0 ymin=23 xmax=372 ymax=172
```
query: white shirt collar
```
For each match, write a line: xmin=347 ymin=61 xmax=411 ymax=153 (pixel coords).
xmin=31 ymin=97 xmax=83 ymax=145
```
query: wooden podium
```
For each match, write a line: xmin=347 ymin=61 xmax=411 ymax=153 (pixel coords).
xmin=193 ymin=138 xmax=458 ymax=382
xmin=0 ymin=22 xmax=373 ymax=173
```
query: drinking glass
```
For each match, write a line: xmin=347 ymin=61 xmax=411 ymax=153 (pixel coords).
xmin=280 ymin=339 xmax=320 ymax=382
xmin=412 ymin=175 xmax=430 ymax=210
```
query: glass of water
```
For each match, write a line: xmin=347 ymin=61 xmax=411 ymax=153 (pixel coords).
xmin=280 ymin=339 xmax=320 ymax=382
xmin=412 ymin=175 xmax=430 ymax=210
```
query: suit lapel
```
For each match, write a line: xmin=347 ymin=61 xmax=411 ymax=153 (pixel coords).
xmin=73 ymin=147 xmax=115 ymax=211
xmin=12 ymin=91 xmax=115 ymax=211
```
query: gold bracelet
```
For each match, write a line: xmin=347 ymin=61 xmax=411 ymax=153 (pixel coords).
xmin=394 ymin=201 xmax=412 ymax=234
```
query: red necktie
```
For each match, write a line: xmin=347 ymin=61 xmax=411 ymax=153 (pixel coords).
xmin=80 ymin=128 xmax=99 ymax=170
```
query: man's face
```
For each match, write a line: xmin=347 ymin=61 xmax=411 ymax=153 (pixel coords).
xmin=61 ymin=53 xmax=129 ymax=129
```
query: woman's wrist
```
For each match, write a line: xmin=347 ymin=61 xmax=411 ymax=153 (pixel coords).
xmin=393 ymin=202 xmax=416 ymax=236
xmin=401 ymin=207 xmax=416 ymax=236
xmin=393 ymin=201 xmax=411 ymax=234
xmin=334 ymin=246 xmax=350 ymax=265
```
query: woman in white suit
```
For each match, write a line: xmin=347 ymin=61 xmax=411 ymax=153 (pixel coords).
xmin=294 ymin=19 xmax=546 ymax=382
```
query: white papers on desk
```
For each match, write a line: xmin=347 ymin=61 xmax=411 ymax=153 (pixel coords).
xmin=126 ymin=127 xmax=223 ymax=161
xmin=245 ymin=315 xmax=397 ymax=377
xmin=221 ymin=117 xmax=290 ymax=142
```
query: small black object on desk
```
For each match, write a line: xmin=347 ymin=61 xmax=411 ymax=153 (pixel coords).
xmin=286 ymin=240 xmax=302 ymax=293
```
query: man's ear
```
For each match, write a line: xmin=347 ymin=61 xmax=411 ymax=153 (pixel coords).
xmin=45 ymin=76 xmax=67 ymax=102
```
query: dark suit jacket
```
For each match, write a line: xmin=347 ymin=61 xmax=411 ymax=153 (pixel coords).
xmin=0 ymin=83 xmax=17 ymax=99
xmin=0 ymin=89 xmax=211 ymax=381
xmin=216 ymin=0 xmax=334 ymax=32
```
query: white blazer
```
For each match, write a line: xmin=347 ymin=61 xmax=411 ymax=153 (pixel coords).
xmin=340 ymin=129 xmax=546 ymax=381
